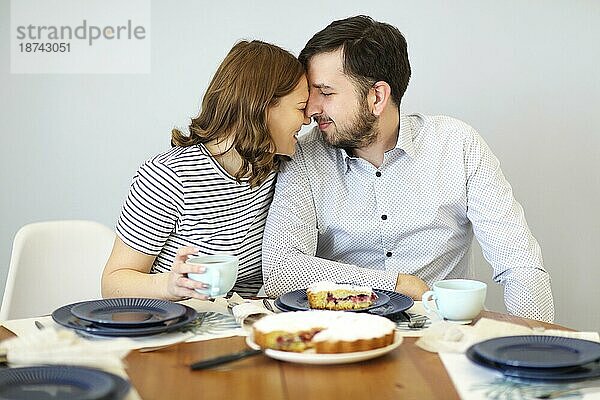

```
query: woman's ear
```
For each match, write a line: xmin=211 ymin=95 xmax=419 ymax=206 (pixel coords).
xmin=370 ymin=81 xmax=392 ymax=116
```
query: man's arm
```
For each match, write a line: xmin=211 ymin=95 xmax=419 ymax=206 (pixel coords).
xmin=262 ymin=144 xmax=424 ymax=297
xmin=464 ymin=126 xmax=554 ymax=322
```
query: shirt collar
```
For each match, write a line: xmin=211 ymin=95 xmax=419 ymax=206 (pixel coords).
xmin=339 ymin=112 xmax=416 ymax=171
xmin=396 ymin=113 xmax=416 ymax=158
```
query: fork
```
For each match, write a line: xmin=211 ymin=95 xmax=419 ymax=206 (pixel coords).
xmin=407 ymin=314 xmax=428 ymax=329
xmin=534 ymin=383 xmax=600 ymax=399
xmin=262 ymin=299 xmax=275 ymax=312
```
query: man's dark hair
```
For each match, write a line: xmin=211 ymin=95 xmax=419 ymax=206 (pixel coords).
xmin=299 ymin=15 xmax=411 ymax=106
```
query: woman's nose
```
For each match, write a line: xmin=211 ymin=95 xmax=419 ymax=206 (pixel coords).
xmin=302 ymin=115 xmax=310 ymax=125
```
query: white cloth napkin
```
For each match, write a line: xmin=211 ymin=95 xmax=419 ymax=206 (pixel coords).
xmin=0 ymin=327 xmax=141 ymax=400
xmin=219 ymin=293 xmax=276 ymax=330
xmin=0 ymin=327 xmax=131 ymax=370
xmin=416 ymin=317 xmax=600 ymax=353
xmin=231 ymin=302 xmax=274 ymax=328
xmin=440 ymin=352 xmax=600 ymax=400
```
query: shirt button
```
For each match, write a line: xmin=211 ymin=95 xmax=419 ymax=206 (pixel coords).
xmin=386 ymin=251 xmax=392 ymax=257
xmin=375 ymin=171 xmax=382 ymax=177
xmin=381 ymin=214 xmax=387 ymax=220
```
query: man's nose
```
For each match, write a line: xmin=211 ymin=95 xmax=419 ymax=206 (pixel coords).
xmin=305 ymin=97 xmax=321 ymax=119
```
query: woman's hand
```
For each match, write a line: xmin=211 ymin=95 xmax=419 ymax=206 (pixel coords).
xmin=164 ymin=246 xmax=210 ymax=300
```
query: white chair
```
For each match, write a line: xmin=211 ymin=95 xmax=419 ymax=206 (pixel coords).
xmin=0 ymin=220 xmax=115 ymax=321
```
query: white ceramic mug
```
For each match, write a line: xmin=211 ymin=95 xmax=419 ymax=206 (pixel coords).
xmin=186 ymin=254 xmax=239 ymax=297
xmin=421 ymin=279 xmax=487 ymax=322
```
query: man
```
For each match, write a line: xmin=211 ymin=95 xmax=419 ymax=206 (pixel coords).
xmin=262 ymin=15 xmax=554 ymax=322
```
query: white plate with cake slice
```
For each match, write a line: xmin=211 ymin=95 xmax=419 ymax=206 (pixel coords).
xmin=245 ymin=334 xmax=403 ymax=365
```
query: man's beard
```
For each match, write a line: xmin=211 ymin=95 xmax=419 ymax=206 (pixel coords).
xmin=316 ymin=100 xmax=378 ymax=150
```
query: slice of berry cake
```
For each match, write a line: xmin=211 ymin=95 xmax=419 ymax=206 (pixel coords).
xmin=307 ymin=281 xmax=378 ymax=310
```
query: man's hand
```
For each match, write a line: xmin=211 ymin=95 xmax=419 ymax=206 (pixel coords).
xmin=395 ymin=273 xmax=429 ymax=300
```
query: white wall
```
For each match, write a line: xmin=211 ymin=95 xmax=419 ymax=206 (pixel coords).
xmin=1 ymin=0 xmax=598 ymax=331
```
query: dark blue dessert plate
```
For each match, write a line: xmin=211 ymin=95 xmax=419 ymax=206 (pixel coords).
xmin=471 ymin=335 xmax=600 ymax=369
xmin=275 ymin=288 xmax=413 ymax=320
xmin=466 ymin=345 xmax=600 ymax=382
xmin=0 ymin=365 xmax=130 ymax=400
xmin=277 ymin=288 xmax=389 ymax=312
xmin=52 ymin=301 xmax=197 ymax=337
xmin=70 ymin=298 xmax=187 ymax=327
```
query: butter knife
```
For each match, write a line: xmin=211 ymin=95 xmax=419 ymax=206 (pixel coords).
xmin=190 ymin=348 xmax=263 ymax=370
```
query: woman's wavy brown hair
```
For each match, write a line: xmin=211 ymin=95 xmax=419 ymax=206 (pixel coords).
xmin=171 ymin=40 xmax=304 ymax=187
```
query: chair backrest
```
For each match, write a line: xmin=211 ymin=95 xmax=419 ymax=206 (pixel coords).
xmin=0 ymin=220 xmax=115 ymax=321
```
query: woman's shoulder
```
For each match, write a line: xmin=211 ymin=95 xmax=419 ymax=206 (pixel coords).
xmin=140 ymin=145 xmax=212 ymax=172
xmin=131 ymin=145 xmax=214 ymax=187
xmin=150 ymin=144 xmax=206 ymax=164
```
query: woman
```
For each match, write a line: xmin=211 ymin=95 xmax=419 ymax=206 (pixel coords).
xmin=102 ymin=40 xmax=309 ymax=300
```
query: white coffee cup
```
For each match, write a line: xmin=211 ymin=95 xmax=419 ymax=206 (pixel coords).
xmin=186 ymin=254 xmax=239 ymax=298
xmin=421 ymin=279 xmax=487 ymax=322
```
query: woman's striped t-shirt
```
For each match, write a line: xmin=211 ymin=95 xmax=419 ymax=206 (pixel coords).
xmin=116 ymin=143 xmax=276 ymax=297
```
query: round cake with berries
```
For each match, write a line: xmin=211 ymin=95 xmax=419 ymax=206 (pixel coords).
xmin=252 ymin=311 xmax=396 ymax=354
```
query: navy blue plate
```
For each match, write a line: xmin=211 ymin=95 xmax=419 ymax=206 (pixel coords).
xmin=278 ymin=288 xmax=390 ymax=312
xmin=104 ymin=372 xmax=130 ymax=400
xmin=71 ymin=298 xmax=186 ymax=327
xmin=275 ymin=288 xmax=413 ymax=320
xmin=472 ymin=335 xmax=600 ymax=369
xmin=466 ymin=345 xmax=600 ymax=382
xmin=0 ymin=366 xmax=123 ymax=400
xmin=52 ymin=302 xmax=197 ymax=337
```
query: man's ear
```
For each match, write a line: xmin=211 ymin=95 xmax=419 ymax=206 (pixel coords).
xmin=370 ymin=81 xmax=392 ymax=116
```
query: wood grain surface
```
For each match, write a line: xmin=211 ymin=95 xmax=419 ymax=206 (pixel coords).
xmin=0 ymin=310 xmax=568 ymax=400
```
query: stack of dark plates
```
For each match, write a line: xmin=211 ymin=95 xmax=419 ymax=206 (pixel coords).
xmin=52 ymin=298 xmax=197 ymax=337
xmin=467 ymin=335 xmax=600 ymax=381
xmin=274 ymin=288 xmax=414 ymax=320
xmin=0 ymin=365 xmax=130 ymax=400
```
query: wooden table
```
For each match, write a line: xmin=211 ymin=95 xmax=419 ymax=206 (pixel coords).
xmin=0 ymin=311 xmax=567 ymax=400
xmin=126 ymin=311 xmax=566 ymax=400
